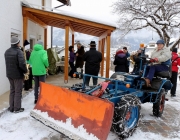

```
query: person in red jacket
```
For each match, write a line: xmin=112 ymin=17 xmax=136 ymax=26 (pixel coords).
xmin=170 ymin=48 xmax=180 ymax=97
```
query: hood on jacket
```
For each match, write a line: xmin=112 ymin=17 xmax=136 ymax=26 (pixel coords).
xmin=117 ymin=53 xmax=126 ymax=58
xmin=33 ymin=44 xmax=43 ymax=51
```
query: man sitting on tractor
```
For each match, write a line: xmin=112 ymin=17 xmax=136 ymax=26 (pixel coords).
xmin=142 ymin=39 xmax=171 ymax=87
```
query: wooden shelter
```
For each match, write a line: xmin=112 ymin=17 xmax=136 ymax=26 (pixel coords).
xmin=22 ymin=5 xmax=116 ymax=83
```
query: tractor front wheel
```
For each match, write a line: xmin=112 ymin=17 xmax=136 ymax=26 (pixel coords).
xmin=112 ymin=94 xmax=141 ymax=138
xmin=153 ymin=89 xmax=165 ymax=117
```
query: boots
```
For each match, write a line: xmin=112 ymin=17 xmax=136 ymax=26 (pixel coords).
xmin=142 ymin=78 xmax=151 ymax=87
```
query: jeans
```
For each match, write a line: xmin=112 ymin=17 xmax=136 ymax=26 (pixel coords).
xmin=145 ymin=64 xmax=169 ymax=81
xmin=34 ymin=75 xmax=46 ymax=100
xmin=8 ymin=78 xmax=23 ymax=111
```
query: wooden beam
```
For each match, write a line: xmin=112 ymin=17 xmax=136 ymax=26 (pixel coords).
xmin=98 ymin=40 xmax=101 ymax=52
xmin=99 ymin=40 xmax=102 ymax=75
xmin=101 ymin=39 xmax=105 ymax=77
xmin=64 ymin=25 xmax=70 ymax=83
xmin=99 ymin=30 xmax=111 ymax=40
xmin=25 ymin=11 xmax=47 ymax=28
xmin=72 ymin=34 xmax=74 ymax=46
xmin=22 ymin=7 xmax=116 ymax=31
xmin=106 ymin=35 xmax=111 ymax=78
xmin=23 ymin=16 xmax=28 ymax=43
xmin=44 ymin=28 xmax=47 ymax=50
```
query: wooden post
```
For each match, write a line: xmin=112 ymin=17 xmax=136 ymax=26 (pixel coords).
xmin=101 ymin=39 xmax=105 ymax=77
xmin=72 ymin=34 xmax=74 ymax=46
xmin=64 ymin=25 xmax=70 ymax=83
xmin=98 ymin=40 xmax=101 ymax=52
xmin=106 ymin=35 xmax=111 ymax=78
xmin=23 ymin=16 xmax=28 ymax=42
xmin=44 ymin=28 xmax=47 ymax=50
xmin=98 ymin=39 xmax=103 ymax=76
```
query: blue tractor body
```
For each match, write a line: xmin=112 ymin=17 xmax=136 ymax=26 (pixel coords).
xmin=70 ymin=47 xmax=172 ymax=138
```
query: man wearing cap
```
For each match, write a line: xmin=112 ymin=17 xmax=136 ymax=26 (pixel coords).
xmin=29 ymin=40 xmax=49 ymax=104
xmin=83 ymin=41 xmax=102 ymax=86
xmin=4 ymin=36 xmax=28 ymax=113
xmin=142 ymin=39 xmax=171 ymax=87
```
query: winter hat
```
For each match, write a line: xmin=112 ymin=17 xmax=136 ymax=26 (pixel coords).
xmin=23 ymin=40 xmax=30 ymax=46
xmin=37 ymin=40 xmax=43 ymax=46
xmin=23 ymin=40 xmax=30 ymax=51
xmin=11 ymin=36 xmax=20 ymax=45
xmin=156 ymin=39 xmax=164 ymax=44
xmin=172 ymin=48 xmax=177 ymax=53
xmin=89 ymin=41 xmax=96 ymax=47
xmin=116 ymin=50 xmax=124 ymax=55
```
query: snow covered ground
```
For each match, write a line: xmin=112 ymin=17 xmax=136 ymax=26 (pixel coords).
xmin=0 ymin=80 xmax=180 ymax=140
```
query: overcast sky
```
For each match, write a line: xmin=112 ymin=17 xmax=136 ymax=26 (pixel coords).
xmin=52 ymin=0 xmax=118 ymax=23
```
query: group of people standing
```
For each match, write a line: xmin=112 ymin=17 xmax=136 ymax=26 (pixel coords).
xmin=68 ymin=42 xmax=85 ymax=78
xmin=69 ymin=41 xmax=102 ymax=86
xmin=4 ymin=36 xmax=49 ymax=113
xmin=4 ymin=37 xmax=179 ymax=114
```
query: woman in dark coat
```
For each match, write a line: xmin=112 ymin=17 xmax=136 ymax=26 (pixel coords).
xmin=68 ymin=46 xmax=76 ymax=78
xmin=113 ymin=50 xmax=127 ymax=72
xmin=75 ymin=43 xmax=85 ymax=69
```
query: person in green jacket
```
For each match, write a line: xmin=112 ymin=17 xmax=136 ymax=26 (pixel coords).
xmin=29 ymin=40 xmax=49 ymax=104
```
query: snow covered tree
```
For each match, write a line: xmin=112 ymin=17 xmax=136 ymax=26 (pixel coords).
xmin=113 ymin=0 xmax=180 ymax=48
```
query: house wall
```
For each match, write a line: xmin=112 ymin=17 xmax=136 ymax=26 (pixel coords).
xmin=0 ymin=0 xmax=52 ymax=96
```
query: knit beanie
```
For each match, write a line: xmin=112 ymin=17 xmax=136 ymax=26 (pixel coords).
xmin=11 ymin=36 xmax=20 ymax=45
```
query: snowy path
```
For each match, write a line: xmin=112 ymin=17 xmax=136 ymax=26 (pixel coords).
xmin=0 ymin=83 xmax=180 ymax=140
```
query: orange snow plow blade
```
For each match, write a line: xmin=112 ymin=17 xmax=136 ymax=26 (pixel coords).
xmin=30 ymin=82 xmax=114 ymax=140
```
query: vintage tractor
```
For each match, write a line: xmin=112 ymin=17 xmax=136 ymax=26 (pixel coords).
xmin=70 ymin=46 xmax=172 ymax=138
xmin=30 ymin=45 xmax=172 ymax=140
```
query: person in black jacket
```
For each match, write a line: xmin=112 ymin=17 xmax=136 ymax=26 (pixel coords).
xmin=113 ymin=49 xmax=127 ymax=72
xmin=131 ymin=49 xmax=146 ymax=74
xmin=75 ymin=42 xmax=85 ymax=69
xmin=75 ymin=42 xmax=85 ymax=78
xmin=4 ymin=36 xmax=27 ymax=113
xmin=83 ymin=41 xmax=102 ymax=86
xmin=23 ymin=40 xmax=33 ymax=91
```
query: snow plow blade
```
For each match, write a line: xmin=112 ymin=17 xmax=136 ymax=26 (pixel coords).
xmin=30 ymin=82 xmax=114 ymax=140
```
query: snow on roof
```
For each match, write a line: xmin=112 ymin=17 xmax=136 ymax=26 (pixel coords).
xmin=22 ymin=1 xmax=118 ymax=28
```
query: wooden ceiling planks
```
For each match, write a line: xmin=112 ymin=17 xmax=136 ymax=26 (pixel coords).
xmin=22 ymin=7 xmax=116 ymax=37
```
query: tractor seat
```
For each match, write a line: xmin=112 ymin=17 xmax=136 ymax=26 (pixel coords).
xmin=155 ymin=71 xmax=171 ymax=79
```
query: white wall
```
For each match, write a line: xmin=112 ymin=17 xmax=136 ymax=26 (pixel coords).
xmin=28 ymin=20 xmax=44 ymax=44
xmin=0 ymin=0 xmax=23 ymax=96
xmin=0 ymin=0 xmax=52 ymax=96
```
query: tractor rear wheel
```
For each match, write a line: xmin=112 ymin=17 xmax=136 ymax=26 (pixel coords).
xmin=112 ymin=94 xmax=141 ymax=138
xmin=153 ymin=89 xmax=165 ymax=117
